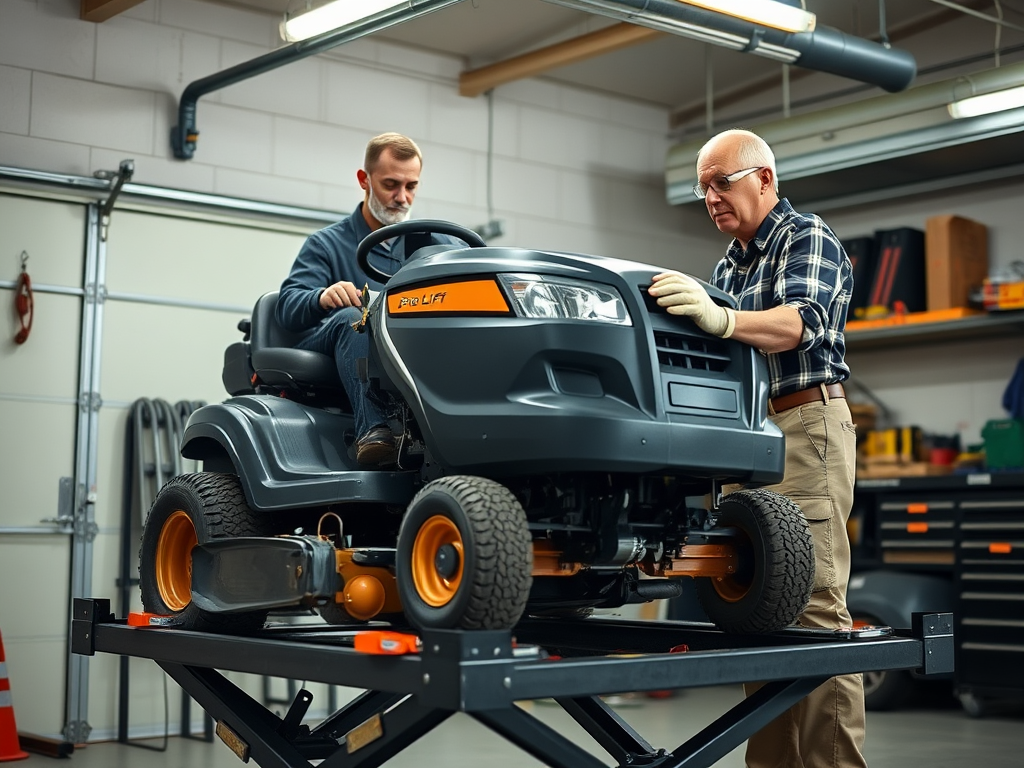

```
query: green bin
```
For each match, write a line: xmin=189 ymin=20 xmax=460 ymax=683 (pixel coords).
xmin=982 ymin=419 xmax=1024 ymax=469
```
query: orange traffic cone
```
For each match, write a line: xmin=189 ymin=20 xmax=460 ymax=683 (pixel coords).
xmin=0 ymin=631 xmax=28 ymax=762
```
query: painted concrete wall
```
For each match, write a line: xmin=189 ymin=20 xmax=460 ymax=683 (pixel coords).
xmin=0 ymin=0 xmax=719 ymax=270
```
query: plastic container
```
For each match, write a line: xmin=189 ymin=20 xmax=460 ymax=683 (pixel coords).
xmin=982 ymin=419 xmax=1024 ymax=470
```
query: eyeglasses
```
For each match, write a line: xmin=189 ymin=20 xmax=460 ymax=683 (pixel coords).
xmin=692 ymin=167 xmax=764 ymax=199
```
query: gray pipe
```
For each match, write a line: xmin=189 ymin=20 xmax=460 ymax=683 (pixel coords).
xmin=171 ymin=0 xmax=464 ymax=159
xmin=786 ymin=24 xmax=916 ymax=93
xmin=546 ymin=0 xmax=916 ymax=92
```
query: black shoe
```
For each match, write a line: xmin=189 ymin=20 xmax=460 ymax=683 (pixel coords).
xmin=356 ymin=425 xmax=397 ymax=466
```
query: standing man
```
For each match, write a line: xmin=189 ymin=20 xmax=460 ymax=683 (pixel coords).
xmin=649 ymin=129 xmax=863 ymax=768
xmin=276 ymin=132 xmax=423 ymax=467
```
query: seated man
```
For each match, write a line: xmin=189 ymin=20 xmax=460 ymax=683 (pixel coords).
xmin=275 ymin=132 xmax=425 ymax=467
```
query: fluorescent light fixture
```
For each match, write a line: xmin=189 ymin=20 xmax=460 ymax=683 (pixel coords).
xmin=553 ymin=0 xmax=801 ymax=62
xmin=281 ymin=0 xmax=406 ymax=42
xmin=679 ymin=0 xmax=816 ymax=34
xmin=948 ymin=84 xmax=1024 ymax=119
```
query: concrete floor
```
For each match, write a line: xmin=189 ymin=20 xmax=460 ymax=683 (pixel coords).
xmin=15 ymin=684 xmax=1023 ymax=768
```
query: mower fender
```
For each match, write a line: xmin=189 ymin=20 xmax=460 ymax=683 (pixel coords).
xmin=180 ymin=395 xmax=417 ymax=511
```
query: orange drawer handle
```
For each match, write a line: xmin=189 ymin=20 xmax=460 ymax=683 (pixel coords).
xmin=906 ymin=522 xmax=929 ymax=534
xmin=989 ymin=542 xmax=1012 ymax=554
xmin=906 ymin=503 xmax=929 ymax=514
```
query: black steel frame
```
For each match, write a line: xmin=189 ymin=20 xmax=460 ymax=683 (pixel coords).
xmin=72 ymin=599 xmax=953 ymax=768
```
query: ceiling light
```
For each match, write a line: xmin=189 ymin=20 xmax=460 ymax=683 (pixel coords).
xmin=281 ymin=0 xmax=406 ymax=43
xmin=678 ymin=0 xmax=816 ymax=34
xmin=948 ymin=84 xmax=1024 ymax=119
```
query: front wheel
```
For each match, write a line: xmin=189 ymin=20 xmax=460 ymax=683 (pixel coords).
xmin=396 ymin=476 xmax=532 ymax=630
xmin=696 ymin=489 xmax=814 ymax=633
xmin=139 ymin=473 xmax=273 ymax=633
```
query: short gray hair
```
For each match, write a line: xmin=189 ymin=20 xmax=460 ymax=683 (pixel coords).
xmin=364 ymin=132 xmax=422 ymax=173
xmin=697 ymin=129 xmax=779 ymax=193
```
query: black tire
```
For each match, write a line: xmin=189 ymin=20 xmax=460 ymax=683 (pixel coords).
xmin=695 ymin=489 xmax=814 ymax=633
xmin=139 ymin=473 xmax=274 ymax=633
xmin=396 ymin=476 xmax=532 ymax=630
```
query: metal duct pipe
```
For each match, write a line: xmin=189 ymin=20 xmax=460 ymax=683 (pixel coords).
xmin=545 ymin=0 xmax=917 ymax=92
xmin=171 ymin=0 xmax=463 ymax=160
xmin=664 ymin=59 xmax=1024 ymax=205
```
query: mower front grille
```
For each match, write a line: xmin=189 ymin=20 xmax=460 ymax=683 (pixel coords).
xmin=653 ymin=331 xmax=731 ymax=372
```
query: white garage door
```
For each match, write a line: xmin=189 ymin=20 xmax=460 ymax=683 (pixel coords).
xmin=1 ymin=180 xmax=334 ymax=740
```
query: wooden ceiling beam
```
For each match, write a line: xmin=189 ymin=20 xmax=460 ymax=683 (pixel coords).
xmin=80 ymin=0 xmax=148 ymax=23
xmin=459 ymin=22 xmax=664 ymax=98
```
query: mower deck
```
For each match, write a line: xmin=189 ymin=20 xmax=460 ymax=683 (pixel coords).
xmin=72 ymin=599 xmax=952 ymax=768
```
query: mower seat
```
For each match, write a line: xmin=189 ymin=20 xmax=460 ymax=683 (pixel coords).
xmin=249 ymin=291 xmax=345 ymax=395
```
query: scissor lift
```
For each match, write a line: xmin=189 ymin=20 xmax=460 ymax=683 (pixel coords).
xmin=72 ymin=599 xmax=952 ymax=768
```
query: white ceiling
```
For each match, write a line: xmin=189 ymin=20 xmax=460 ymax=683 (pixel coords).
xmin=208 ymin=0 xmax=1024 ymax=130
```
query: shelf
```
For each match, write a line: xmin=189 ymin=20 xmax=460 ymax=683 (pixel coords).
xmin=846 ymin=310 xmax=1024 ymax=350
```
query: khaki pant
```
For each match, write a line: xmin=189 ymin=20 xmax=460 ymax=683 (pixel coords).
xmin=742 ymin=396 xmax=867 ymax=768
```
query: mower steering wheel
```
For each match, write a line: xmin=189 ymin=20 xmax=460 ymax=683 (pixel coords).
xmin=356 ymin=219 xmax=487 ymax=283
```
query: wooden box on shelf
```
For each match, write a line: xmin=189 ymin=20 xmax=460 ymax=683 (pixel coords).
xmin=925 ymin=214 xmax=988 ymax=311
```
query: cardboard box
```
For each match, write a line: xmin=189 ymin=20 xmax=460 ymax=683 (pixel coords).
xmin=925 ymin=215 xmax=988 ymax=311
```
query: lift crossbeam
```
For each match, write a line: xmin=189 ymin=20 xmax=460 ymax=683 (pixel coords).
xmin=71 ymin=599 xmax=953 ymax=768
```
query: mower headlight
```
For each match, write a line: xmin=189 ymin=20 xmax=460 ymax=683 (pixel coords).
xmin=498 ymin=274 xmax=632 ymax=326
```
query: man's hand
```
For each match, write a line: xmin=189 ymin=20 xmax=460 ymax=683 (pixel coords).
xmin=648 ymin=271 xmax=735 ymax=338
xmin=319 ymin=281 xmax=362 ymax=311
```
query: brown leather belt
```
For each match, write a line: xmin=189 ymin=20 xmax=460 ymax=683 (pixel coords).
xmin=769 ymin=383 xmax=845 ymax=414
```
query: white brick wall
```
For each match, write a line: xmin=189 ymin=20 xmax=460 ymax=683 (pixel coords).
xmin=0 ymin=0 xmax=715 ymax=273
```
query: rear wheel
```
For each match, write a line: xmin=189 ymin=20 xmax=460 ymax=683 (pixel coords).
xmin=396 ymin=476 xmax=532 ymax=630
xmin=139 ymin=473 xmax=273 ymax=632
xmin=696 ymin=489 xmax=814 ymax=633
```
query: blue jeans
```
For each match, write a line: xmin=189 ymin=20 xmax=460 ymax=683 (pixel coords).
xmin=294 ymin=307 xmax=387 ymax=438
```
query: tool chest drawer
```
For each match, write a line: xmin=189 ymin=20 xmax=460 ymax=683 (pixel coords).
xmin=877 ymin=497 xmax=957 ymax=566
xmin=955 ymin=495 xmax=1024 ymax=689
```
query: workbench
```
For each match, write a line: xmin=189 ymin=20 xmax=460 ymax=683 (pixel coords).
xmin=72 ymin=599 xmax=953 ymax=768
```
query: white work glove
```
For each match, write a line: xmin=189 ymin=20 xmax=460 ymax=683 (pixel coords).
xmin=649 ymin=272 xmax=736 ymax=338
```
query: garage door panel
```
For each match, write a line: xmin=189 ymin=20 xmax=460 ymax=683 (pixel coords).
xmin=0 ymin=399 xmax=76 ymax=527
xmin=0 ymin=194 xmax=85 ymax=287
xmin=100 ymin=301 xmax=241 ymax=406
xmin=0 ymin=290 xmax=81 ymax=399
xmin=0 ymin=536 xmax=72 ymax=639
xmin=105 ymin=211 xmax=309 ymax=306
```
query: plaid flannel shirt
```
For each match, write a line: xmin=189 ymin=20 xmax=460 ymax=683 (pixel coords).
xmin=710 ymin=198 xmax=852 ymax=399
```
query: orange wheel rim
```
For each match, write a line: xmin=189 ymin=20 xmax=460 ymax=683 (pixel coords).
xmin=411 ymin=515 xmax=464 ymax=607
xmin=156 ymin=510 xmax=197 ymax=612
xmin=712 ymin=526 xmax=753 ymax=603
xmin=711 ymin=571 xmax=753 ymax=602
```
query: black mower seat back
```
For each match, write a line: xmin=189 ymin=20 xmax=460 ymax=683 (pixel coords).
xmin=249 ymin=291 xmax=345 ymax=396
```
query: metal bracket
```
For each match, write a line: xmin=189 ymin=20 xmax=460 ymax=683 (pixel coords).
xmin=83 ymin=282 xmax=107 ymax=305
xmin=78 ymin=392 xmax=103 ymax=412
xmin=912 ymin=612 xmax=955 ymax=675
xmin=742 ymin=28 xmax=765 ymax=53
xmin=93 ymin=159 xmax=134 ymax=242
xmin=710 ymin=478 xmax=723 ymax=510
xmin=62 ymin=720 xmax=92 ymax=745
xmin=37 ymin=476 xmax=76 ymax=534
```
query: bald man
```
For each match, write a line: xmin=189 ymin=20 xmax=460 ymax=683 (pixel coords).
xmin=650 ymin=129 xmax=863 ymax=768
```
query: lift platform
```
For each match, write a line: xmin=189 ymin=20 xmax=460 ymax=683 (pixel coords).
xmin=72 ymin=599 xmax=952 ymax=768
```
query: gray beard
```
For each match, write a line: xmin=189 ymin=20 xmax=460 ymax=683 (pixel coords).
xmin=367 ymin=192 xmax=410 ymax=227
